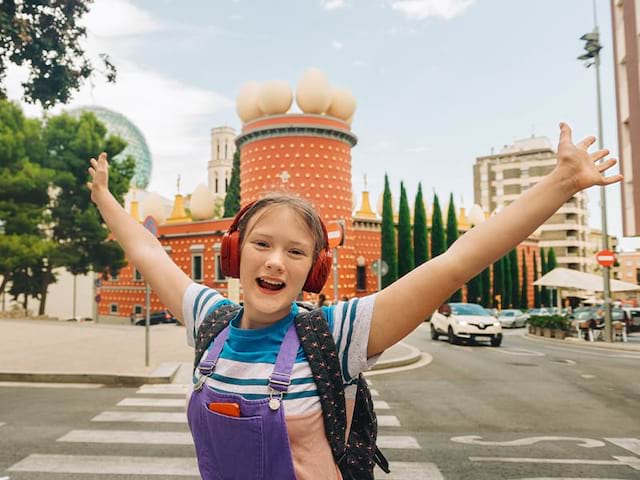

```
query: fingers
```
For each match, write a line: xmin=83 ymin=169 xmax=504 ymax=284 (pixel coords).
xmin=597 ymin=157 xmax=617 ymax=172
xmin=602 ymin=173 xmax=623 ymax=186
xmin=88 ymin=167 xmax=96 ymax=177
xmin=590 ymin=148 xmax=610 ymax=162
xmin=558 ymin=122 xmax=573 ymax=145
xmin=87 ymin=181 xmax=93 ymax=190
xmin=577 ymin=136 xmax=596 ymax=150
xmin=98 ymin=152 xmax=108 ymax=165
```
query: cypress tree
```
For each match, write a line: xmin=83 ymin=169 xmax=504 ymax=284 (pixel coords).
xmin=413 ymin=183 xmax=428 ymax=268
xmin=509 ymin=249 xmax=519 ymax=310
xmin=492 ymin=258 xmax=504 ymax=309
xmin=547 ymin=248 xmax=558 ymax=307
xmin=430 ymin=194 xmax=445 ymax=258
xmin=503 ymin=253 xmax=512 ymax=308
xmin=381 ymin=174 xmax=398 ymax=287
xmin=540 ymin=248 xmax=548 ymax=307
xmin=481 ymin=266 xmax=491 ymax=307
xmin=520 ymin=250 xmax=528 ymax=310
xmin=397 ymin=182 xmax=414 ymax=277
xmin=446 ymin=194 xmax=462 ymax=301
xmin=466 ymin=271 xmax=482 ymax=305
xmin=533 ymin=251 xmax=540 ymax=307
xmin=223 ymin=150 xmax=241 ymax=217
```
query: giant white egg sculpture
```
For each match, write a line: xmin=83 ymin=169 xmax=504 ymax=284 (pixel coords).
xmin=143 ymin=192 xmax=167 ymax=224
xmin=468 ymin=204 xmax=485 ymax=226
xmin=236 ymin=81 xmax=263 ymax=123
xmin=327 ymin=88 xmax=356 ymax=121
xmin=295 ymin=68 xmax=332 ymax=114
xmin=190 ymin=184 xmax=216 ymax=220
xmin=258 ymin=80 xmax=293 ymax=115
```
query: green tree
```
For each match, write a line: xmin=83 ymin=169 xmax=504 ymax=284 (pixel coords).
xmin=509 ymin=249 xmax=519 ymax=309
xmin=397 ymin=182 xmax=414 ymax=277
xmin=381 ymin=174 xmax=398 ymax=287
xmin=412 ymin=183 xmax=428 ymax=268
xmin=547 ymin=247 xmax=558 ymax=307
xmin=430 ymin=194 xmax=445 ymax=258
xmin=481 ymin=266 xmax=491 ymax=307
xmin=466 ymin=271 xmax=482 ymax=305
xmin=446 ymin=194 xmax=462 ymax=301
xmin=533 ymin=251 xmax=540 ymax=307
xmin=520 ymin=250 xmax=528 ymax=309
xmin=503 ymin=253 xmax=512 ymax=308
xmin=492 ymin=257 xmax=504 ymax=308
xmin=223 ymin=150 xmax=241 ymax=217
xmin=540 ymin=248 xmax=548 ymax=307
xmin=0 ymin=0 xmax=116 ymax=108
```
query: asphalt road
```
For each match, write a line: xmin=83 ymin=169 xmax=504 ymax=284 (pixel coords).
xmin=0 ymin=325 xmax=639 ymax=479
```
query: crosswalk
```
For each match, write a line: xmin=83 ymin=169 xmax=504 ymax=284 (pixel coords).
xmin=5 ymin=370 xmax=443 ymax=479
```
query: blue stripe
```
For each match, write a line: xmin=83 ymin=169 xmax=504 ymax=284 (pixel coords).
xmin=209 ymin=373 xmax=316 ymax=386
xmin=192 ymin=288 xmax=209 ymax=325
xmin=196 ymin=289 xmax=220 ymax=323
xmin=341 ymin=298 xmax=359 ymax=383
xmin=207 ymin=385 xmax=319 ymax=400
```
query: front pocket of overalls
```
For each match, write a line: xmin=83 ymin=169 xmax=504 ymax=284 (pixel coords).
xmin=203 ymin=406 xmax=265 ymax=480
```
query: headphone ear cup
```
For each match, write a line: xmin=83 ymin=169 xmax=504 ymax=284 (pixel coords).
xmin=220 ymin=230 xmax=241 ymax=278
xmin=303 ymin=248 xmax=333 ymax=293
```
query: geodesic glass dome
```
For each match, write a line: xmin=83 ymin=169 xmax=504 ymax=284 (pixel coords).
xmin=69 ymin=106 xmax=152 ymax=189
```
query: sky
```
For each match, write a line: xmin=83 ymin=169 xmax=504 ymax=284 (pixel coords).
xmin=7 ymin=0 xmax=639 ymax=251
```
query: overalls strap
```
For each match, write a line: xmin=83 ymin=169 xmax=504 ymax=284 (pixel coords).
xmin=268 ymin=322 xmax=300 ymax=393
xmin=197 ymin=325 xmax=231 ymax=377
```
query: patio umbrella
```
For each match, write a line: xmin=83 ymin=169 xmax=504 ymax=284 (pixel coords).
xmin=533 ymin=267 xmax=640 ymax=293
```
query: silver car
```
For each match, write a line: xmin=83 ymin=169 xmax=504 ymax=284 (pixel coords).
xmin=497 ymin=309 xmax=528 ymax=328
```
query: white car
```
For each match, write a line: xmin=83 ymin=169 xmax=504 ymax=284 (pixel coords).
xmin=431 ymin=302 xmax=503 ymax=347
xmin=497 ymin=309 xmax=528 ymax=328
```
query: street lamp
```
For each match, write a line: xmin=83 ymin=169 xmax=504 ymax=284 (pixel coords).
xmin=578 ymin=19 xmax=613 ymax=342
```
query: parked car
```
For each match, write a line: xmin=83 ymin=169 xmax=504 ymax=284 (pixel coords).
xmin=623 ymin=307 xmax=640 ymax=332
xmin=527 ymin=307 xmax=552 ymax=316
xmin=132 ymin=310 xmax=177 ymax=326
xmin=431 ymin=302 xmax=503 ymax=347
xmin=497 ymin=309 xmax=528 ymax=328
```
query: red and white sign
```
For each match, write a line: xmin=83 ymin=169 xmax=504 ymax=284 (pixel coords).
xmin=596 ymin=249 xmax=616 ymax=267
xmin=327 ymin=221 xmax=345 ymax=249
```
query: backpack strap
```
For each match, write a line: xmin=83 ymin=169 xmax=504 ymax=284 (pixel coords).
xmin=193 ymin=303 xmax=242 ymax=370
xmin=293 ymin=309 xmax=348 ymax=465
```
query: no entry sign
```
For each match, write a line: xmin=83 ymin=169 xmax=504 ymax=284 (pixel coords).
xmin=327 ymin=220 xmax=345 ymax=249
xmin=596 ymin=249 xmax=616 ymax=267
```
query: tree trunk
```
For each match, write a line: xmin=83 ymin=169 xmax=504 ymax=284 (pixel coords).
xmin=0 ymin=275 xmax=8 ymax=312
xmin=38 ymin=264 xmax=53 ymax=316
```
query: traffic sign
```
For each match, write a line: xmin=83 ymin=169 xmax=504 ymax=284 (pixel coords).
xmin=327 ymin=220 xmax=345 ymax=249
xmin=371 ymin=259 xmax=388 ymax=276
xmin=596 ymin=249 xmax=616 ymax=267
xmin=143 ymin=216 xmax=159 ymax=238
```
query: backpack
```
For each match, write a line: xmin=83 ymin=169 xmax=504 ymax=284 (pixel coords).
xmin=193 ymin=303 xmax=390 ymax=479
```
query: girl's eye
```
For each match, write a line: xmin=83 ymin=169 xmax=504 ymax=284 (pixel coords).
xmin=290 ymin=249 xmax=305 ymax=256
xmin=254 ymin=240 xmax=269 ymax=248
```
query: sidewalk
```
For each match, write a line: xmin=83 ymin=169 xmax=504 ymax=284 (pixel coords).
xmin=524 ymin=330 xmax=640 ymax=352
xmin=0 ymin=318 xmax=422 ymax=385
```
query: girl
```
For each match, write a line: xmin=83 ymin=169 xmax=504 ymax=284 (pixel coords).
xmin=88 ymin=123 xmax=621 ymax=479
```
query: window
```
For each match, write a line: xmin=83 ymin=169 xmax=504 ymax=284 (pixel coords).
xmin=215 ymin=177 xmax=219 ymax=193
xmin=133 ymin=267 xmax=143 ymax=282
xmin=225 ymin=141 xmax=228 ymax=158
xmin=225 ymin=177 xmax=229 ymax=191
xmin=110 ymin=303 xmax=119 ymax=314
xmin=215 ymin=253 xmax=226 ymax=281
xmin=217 ymin=142 xmax=220 ymax=158
xmin=192 ymin=254 xmax=203 ymax=282
xmin=133 ymin=304 xmax=143 ymax=315
xmin=356 ymin=265 xmax=366 ymax=291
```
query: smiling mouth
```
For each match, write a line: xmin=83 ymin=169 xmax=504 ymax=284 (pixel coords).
xmin=256 ymin=277 xmax=286 ymax=291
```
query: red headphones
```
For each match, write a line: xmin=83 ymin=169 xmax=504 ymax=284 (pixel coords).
xmin=220 ymin=201 xmax=333 ymax=293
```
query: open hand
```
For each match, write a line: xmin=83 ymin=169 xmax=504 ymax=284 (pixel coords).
xmin=556 ymin=122 xmax=623 ymax=193
xmin=87 ymin=152 xmax=109 ymax=202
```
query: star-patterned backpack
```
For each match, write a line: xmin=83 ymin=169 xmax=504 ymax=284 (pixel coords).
xmin=193 ymin=303 xmax=391 ymax=480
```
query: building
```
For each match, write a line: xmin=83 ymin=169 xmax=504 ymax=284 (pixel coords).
xmin=474 ymin=136 xmax=591 ymax=272
xmin=614 ymin=250 xmax=640 ymax=305
xmin=611 ymin=0 xmax=640 ymax=237
xmin=208 ymin=126 xmax=236 ymax=202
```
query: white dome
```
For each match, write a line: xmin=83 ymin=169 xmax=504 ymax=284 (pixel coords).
xmin=258 ymin=80 xmax=293 ymax=115
xmin=468 ymin=204 xmax=485 ymax=226
xmin=190 ymin=184 xmax=216 ymax=220
xmin=236 ymin=81 xmax=263 ymax=123
xmin=142 ymin=192 xmax=167 ymax=224
xmin=327 ymin=88 xmax=356 ymax=120
xmin=295 ymin=68 xmax=332 ymax=114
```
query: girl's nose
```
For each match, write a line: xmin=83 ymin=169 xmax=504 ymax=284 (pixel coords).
xmin=265 ymin=252 xmax=285 ymax=272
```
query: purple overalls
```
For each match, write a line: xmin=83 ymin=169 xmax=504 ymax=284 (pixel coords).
xmin=187 ymin=322 xmax=300 ymax=479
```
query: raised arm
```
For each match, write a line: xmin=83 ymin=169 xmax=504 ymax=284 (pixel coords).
xmin=88 ymin=152 xmax=191 ymax=322
xmin=367 ymin=123 xmax=622 ymax=357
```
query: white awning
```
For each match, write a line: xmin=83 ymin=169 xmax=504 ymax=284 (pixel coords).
xmin=533 ymin=267 xmax=640 ymax=293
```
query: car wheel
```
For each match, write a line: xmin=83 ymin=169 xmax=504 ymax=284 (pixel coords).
xmin=448 ymin=327 xmax=459 ymax=345
xmin=491 ymin=334 xmax=503 ymax=347
xmin=430 ymin=325 xmax=439 ymax=340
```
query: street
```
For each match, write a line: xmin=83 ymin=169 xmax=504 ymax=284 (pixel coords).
xmin=1 ymin=326 xmax=639 ymax=479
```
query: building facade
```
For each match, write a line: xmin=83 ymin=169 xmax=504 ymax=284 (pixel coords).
xmin=474 ymin=136 xmax=591 ymax=272
xmin=208 ymin=126 xmax=236 ymax=202
xmin=611 ymin=0 xmax=640 ymax=237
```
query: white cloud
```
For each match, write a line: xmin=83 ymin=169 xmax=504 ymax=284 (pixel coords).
xmin=83 ymin=0 xmax=165 ymax=37
xmin=390 ymin=0 xmax=475 ymax=20
xmin=332 ymin=40 xmax=344 ymax=50
xmin=322 ymin=0 xmax=347 ymax=11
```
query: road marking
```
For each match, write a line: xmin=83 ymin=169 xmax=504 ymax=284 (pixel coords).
xmin=377 ymin=436 xmax=420 ymax=449
xmin=523 ymin=340 xmax=640 ymax=360
xmin=137 ymin=384 xmax=190 ymax=395
xmin=581 ymin=374 xmax=597 ymax=379
xmin=365 ymin=353 xmax=433 ymax=377
xmin=8 ymin=454 xmax=199 ymax=476
xmin=491 ymin=347 xmax=545 ymax=357
xmin=374 ymin=461 xmax=444 ymax=479
xmin=374 ymin=400 xmax=390 ymax=410
xmin=605 ymin=438 xmax=640 ymax=455
xmin=452 ymin=435 xmax=604 ymax=448
xmin=0 ymin=382 xmax=103 ymax=389
xmin=370 ymin=388 xmax=379 ymax=396
xmin=92 ymin=411 xmax=186 ymax=423
xmin=58 ymin=429 xmax=193 ymax=445
xmin=469 ymin=456 xmax=640 ymax=470
xmin=118 ymin=398 xmax=186 ymax=408
xmin=377 ymin=415 xmax=401 ymax=427
xmin=0 ymin=422 xmax=5 ymax=428
xmin=0 ymin=476 xmax=10 ymax=480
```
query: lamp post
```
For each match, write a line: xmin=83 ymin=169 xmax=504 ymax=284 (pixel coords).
xmin=578 ymin=9 xmax=613 ymax=342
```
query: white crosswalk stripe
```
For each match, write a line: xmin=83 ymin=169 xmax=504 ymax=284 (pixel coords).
xmin=58 ymin=429 xmax=193 ymax=445
xmin=92 ymin=411 xmax=186 ymax=423
xmin=118 ymin=397 xmax=187 ymax=408
xmin=137 ymin=384 xmax=191 ymax=395
xmin=374 ymin=400 xmax=390 ymax=409
xmin=375 ymin=461 xmax=444 ymax=479
xmin=378 ymin=415 xmax=401 ymax=427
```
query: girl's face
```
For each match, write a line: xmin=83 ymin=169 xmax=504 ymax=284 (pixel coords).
xmin=239 ymin=205 xmax=315 ymax=328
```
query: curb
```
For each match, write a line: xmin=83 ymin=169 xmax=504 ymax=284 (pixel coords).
xmin=524 ymin=333 xmax=640 ymax=353
xmin=0 ymin=362 xmax=182 ymax=386
xmin=371 ymin=342 xmax=422 ymax=370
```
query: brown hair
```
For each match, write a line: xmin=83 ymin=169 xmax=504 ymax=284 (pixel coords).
xmin=237 ymin=194 xmax=327 ymax=260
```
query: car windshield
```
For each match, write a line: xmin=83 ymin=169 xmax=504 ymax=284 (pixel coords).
xmin=501 ymin=311 xmax=515 ymax=317
xmin=451 ymin=304 xmax=490 ymax=316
